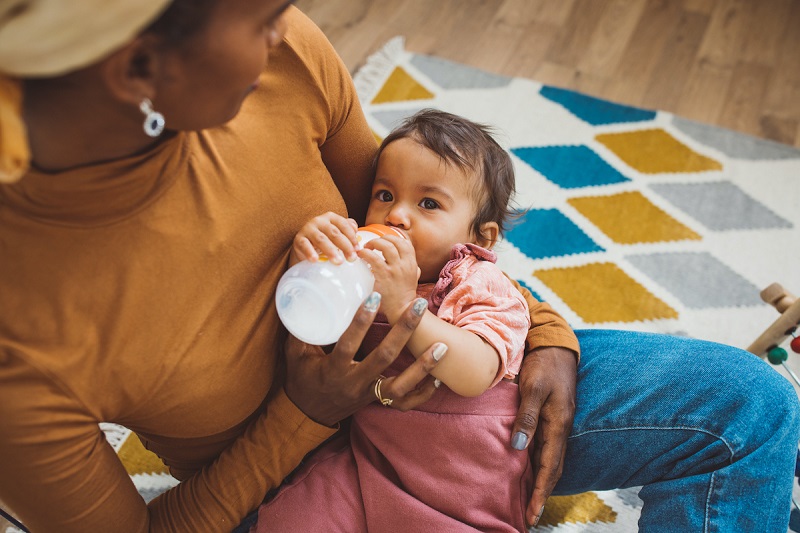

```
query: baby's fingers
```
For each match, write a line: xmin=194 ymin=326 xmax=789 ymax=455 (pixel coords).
xmin=305 ymin=215 xmax=359 ymax=264
xmin=292 ymin=236 xmax=319 ymax=262
xmin=331 ymin=217 xmax=359 ymax=261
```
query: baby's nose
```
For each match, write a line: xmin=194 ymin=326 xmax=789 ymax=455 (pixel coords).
xmin=385 ymin=206 xmax=410 ymax=228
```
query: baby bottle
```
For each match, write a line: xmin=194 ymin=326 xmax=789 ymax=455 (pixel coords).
xmin=275 ymin=224 xmax=405 ymax=345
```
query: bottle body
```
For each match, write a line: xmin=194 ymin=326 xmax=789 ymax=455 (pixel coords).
xmin=275 ymin=225 xmax=404 ymax=345
xmin=276 ymin=258 xmax=374 ymax=345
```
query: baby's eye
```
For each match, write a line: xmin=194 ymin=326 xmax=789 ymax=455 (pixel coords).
xmin=419 ymin=198 xmax=439 ymax=210
xmin=375 ymin=190 xmax=393 ymax=202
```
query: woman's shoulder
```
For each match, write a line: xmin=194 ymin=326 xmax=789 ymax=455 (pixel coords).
xmin=280 ymin=7 xmax=345 ymax=79
xmin=249 ymin=6 xmax=355 ymax=130
xmin=283 ymin=6 xmax=329 ymax=48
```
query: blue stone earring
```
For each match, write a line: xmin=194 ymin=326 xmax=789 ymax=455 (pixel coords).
xmin=139 ymin=98 xmax=165 ymax=137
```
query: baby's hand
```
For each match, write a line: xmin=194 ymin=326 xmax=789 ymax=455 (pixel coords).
xmin=359 ymin=235 xmax=420 ymax=325
xmin=290 ymin=212 xmax=359 ymax=266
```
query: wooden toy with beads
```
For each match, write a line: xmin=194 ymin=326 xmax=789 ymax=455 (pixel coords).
xmin=748 ymin=284 xmax=800 ymax=515
xmin=747 ymin=283 xmax=800 ymax=359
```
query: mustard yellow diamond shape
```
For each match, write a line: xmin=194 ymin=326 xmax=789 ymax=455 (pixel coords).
xmin=568 ymin=191 xmax=701 ymax=244
xmin=535 ymin=263 xmax=678 ymax=323
xmin=118 ymin=432 xmax=170 ymax=476
xmin=371 ymin=66 xmax=435 ymax=104
xmin=539 ymin=493 xmax=617 ymax=527
xmin=596 ymin=128 xmax=722 ymax=174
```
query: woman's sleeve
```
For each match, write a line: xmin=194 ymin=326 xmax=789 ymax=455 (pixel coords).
xmin=0 ymin=350 xmax=335 ymax=533
xmin=148 ymin=390 xmax=334 ymax=531
xmin=506 ymin=276 xmax=581 ymax=360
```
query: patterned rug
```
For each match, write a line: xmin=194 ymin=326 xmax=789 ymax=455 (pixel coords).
xmin=56 ymin=37 xmax=799 ymax=533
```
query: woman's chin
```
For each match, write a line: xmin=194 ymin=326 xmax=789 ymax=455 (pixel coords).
xmin=210 ymin=100 xmax=249 ymax=129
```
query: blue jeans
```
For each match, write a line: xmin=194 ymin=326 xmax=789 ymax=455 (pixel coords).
xmin=555 ymin=330 xmax=800 ymax=532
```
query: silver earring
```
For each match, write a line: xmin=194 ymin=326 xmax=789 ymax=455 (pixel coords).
xmin=139 ymin=98 xmax=165 ymax=137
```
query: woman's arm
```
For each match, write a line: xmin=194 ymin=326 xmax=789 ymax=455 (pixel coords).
xmin=507 ymin=277 xmax=580 ymax=358
xmin=506 ymin=280 xmax=579 ymax=528
xmin=0 ymin=349 xmax=336 ymax=533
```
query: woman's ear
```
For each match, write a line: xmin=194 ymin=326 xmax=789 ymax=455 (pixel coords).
xmin=98 ymin=34 xmax=163 ymax=106
xmin=476 ymin=221 xmax=499 ymax=250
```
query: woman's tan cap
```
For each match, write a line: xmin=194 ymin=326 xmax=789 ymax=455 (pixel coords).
xmin=0 ymin=0 xmax=172 ymax=77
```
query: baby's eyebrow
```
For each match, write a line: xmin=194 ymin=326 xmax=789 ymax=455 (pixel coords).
xmin=418 ymin=185 xmax=454 ymax=203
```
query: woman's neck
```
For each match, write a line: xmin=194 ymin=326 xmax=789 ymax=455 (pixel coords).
xmin=23 ymin=75 xmax=160 ymax=172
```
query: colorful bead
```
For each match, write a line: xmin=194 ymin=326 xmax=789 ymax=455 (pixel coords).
xmin=791 ymin=336 xmax=800 ymax=354
xmin=767 ymin=346 xmax=788 ymax=365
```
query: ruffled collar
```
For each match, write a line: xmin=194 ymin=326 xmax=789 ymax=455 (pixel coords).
xmin=428 ymin=243 xmax=496 ymax=311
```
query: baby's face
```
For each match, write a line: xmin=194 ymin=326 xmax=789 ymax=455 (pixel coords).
xmin=365 ymin=137 xmax=479 ymax=283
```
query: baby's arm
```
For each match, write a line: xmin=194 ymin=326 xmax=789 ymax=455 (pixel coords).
xmin=406 ymin=311 xmax=500 ymax=396
xmin=361 ymin=237 xmax=501 ymax=397
xmin=290 ymin=212 xmax=360 ymax=266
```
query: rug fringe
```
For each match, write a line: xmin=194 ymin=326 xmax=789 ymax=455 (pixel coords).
xmin=353 ymin=36 xmax=405 ymax=103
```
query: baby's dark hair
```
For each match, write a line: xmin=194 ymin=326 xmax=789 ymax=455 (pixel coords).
xmin=374 ymin=109 xmax=517 ymax=242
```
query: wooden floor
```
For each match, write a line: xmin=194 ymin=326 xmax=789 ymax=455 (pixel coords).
xmin=296 ymin=0 xmax=800 ymax=147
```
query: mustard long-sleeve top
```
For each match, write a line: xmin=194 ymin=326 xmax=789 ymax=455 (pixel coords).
xmin=0 ymin=7 xmax=579 ymax=532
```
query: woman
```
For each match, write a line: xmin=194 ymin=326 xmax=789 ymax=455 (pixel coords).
xmin=0 ymin=1 xmax=797 ymax=532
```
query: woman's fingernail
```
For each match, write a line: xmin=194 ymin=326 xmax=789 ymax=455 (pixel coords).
xmin=533 ymin=504 xmax=545 ymax=527
xmin=364 ymin=292 xmax=381 ymax=312
xmin=412 ymin=298 xmax=427 ymax=316
xmin=432 ymin=343 xmax=447 ymax=361
xmin=511 ymin=431 xmax=529 ymax=451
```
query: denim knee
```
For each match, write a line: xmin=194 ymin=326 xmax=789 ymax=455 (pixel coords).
xmin=769 ymin=368 xmax=800 ymax=442
xmin=732 ymin=358 xmax=800 ymax=455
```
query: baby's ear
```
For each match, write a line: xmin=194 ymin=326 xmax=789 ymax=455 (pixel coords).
xmin=476 ymin=221 xmax=499 ymax=250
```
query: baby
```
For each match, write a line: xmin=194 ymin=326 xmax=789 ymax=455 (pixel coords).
xmin=260 ymin=109 xmax=534 ymax=531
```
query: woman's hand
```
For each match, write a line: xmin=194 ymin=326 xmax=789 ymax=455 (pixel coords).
xmin=283 ymin=293 xmax=446 ymax=427
xmin=512 ymin=346 xmax=577 ymax=528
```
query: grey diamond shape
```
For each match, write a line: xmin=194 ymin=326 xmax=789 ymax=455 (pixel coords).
xmin=616 ymin=487 xmax=644 ymax=509
xmin=650 ymin=181 xmax=792 ymax=231
xmin=371 ymin=107 xmax=430 ymax=132
xmin=672 ymin=116 xmax=800 ymax=160
xmin=626 ymin=252 xmax=762 ymax=309
xmin=411 ymin=55 xmax=512 ymax=90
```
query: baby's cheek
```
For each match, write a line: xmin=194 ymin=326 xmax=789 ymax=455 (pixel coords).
xmin=363 ymin=204 xmax=382 ymax=226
